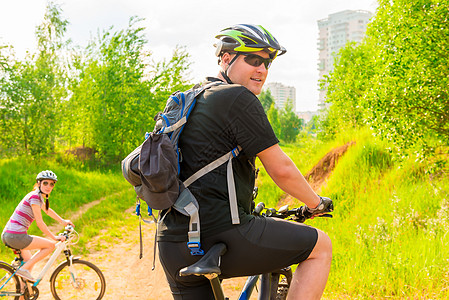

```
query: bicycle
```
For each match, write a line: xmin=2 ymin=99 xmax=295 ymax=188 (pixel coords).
xmin=180 ymin=201 xmax=333 ymax=300
xmin=0 ymin=225 xmax=106 ymax=300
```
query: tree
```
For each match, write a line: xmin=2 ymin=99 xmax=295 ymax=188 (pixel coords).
xmin=259 ymin=89 xmax=274 ymax=112
xmin=363 ymin=0 xmax=449 ymax=154
xmin=322 ymin=0 xmax=449 ymax=158
xmin=0 ymin=2 xmax=69 ymax=156
xmin=68 ymin=17 xmax=192 ymax=163
xmin=279 ymin=99 xmax=303 ymax=143
xmin=322 ymin=42 xmax=371 ymax=129
xmin=267 ymin=103 xmax=281 ymax=138
xmin=0 ymin=45 xmax=10 ymax=71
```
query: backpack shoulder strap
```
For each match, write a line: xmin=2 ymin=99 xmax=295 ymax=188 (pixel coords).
xmin=158 ymin=81 xmax=223 ymax=135
xmin=193 ymin=80 xmax=223 ymax=97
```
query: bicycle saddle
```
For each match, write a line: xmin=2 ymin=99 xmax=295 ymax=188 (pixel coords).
xmin=179 ymin=243 xmax=227 ymax=277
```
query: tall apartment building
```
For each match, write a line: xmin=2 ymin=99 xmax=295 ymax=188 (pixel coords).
xmin=264 ymin=82 xmax=296 ymax=111
xmin=317 ymin=9 xmax=372 ymax=108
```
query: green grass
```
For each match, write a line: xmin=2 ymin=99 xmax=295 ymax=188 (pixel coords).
xmin=316 ymin=131 xmax=449 ymax=299
xmin=1 ymin=129 xmax=448 ymax=298
xmin=65 ymin=188 xmax=139 ymax=254
xmin=254 ymin=128 xmax=448 ymax=298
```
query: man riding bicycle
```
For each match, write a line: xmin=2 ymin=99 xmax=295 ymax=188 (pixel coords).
xmin=158 ymin=24 xmax=333 ymax=300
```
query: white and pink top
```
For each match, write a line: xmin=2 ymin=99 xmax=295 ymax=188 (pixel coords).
xmin=4 ymin=190 xmax=44 ymax=234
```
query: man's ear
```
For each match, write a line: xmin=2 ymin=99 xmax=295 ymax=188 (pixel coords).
xmin=221 ymin=52 xmax=232 ymax=66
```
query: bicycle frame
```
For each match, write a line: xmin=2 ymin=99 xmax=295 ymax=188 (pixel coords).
xmin=0 ymin=245 xmax=67 ymax=298
xmin=1 ymin=227 xmax=75 ymax=294
xmin=0 ymin=239 xmax=70 ymax=298
xmin=0 ymin=263 xmax=20 ymax=297
xmin=238 ymin=274 xmax=259 ymax=299
xmin=238 ymin=271 xmax=288 ymax=300
xmin=205 ymin=271 xmax=287 ymax=300
xmin=32 ymin=239 xmax=69 ymax=286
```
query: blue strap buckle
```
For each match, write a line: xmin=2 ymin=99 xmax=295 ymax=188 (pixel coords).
xmin=187 ymin=242 xmax=205 ymax=256
xmin=135 ymin=201 xmax=153 ymax=217
xmin=231 ymin=147 xmax=240 ymax=158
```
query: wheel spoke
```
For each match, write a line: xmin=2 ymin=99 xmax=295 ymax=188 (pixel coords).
xmin=0 ymin=262 xmax=21 ymax=299
xmin=50 ymin=260 xmax=105 ymax=300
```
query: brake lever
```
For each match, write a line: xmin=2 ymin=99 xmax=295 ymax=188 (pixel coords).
xmin=320 ymin=213 xmax=333 ymax=218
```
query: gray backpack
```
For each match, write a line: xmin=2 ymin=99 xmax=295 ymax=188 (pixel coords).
xmin=122 ymin=81 xmax=241 ymax=255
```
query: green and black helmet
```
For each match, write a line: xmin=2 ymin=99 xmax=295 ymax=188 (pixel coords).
xmin=215 ymin=24 xmax=286 ymax=59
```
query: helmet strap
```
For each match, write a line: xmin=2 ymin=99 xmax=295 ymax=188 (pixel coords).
xmin=222 ymin=53 xmax=240 ymax=84
xmin=220 ymin=71 xmax=233 ymax=84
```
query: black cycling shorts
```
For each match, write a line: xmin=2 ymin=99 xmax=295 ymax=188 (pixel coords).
xmin=158 ymin=216 xmax=318 ymax=300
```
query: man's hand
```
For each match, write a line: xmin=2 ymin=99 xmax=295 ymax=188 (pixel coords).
xmin=304 ymin=196 xmax=334 ymax=219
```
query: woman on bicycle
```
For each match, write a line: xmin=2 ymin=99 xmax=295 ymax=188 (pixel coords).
xmin=1 ymin=170 xmax=74 ymax=282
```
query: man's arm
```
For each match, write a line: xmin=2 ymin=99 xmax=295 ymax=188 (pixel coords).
xmin=257 ymin=144 xmax=321 ymax=209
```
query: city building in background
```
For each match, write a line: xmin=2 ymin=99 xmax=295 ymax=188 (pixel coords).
xmin=264 ymin=82 xmax=296 ymax=111
xmin=317 ymin=9 xmax=372 ymax=108
xmin=297 ymin=111 xmax=318 ymax=124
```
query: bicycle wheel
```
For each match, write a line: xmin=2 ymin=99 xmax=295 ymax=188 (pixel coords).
xmin=50 ymin=259 xmax=106 ymax=300
xmin=0 ymin=262 xmax=21 ymax=300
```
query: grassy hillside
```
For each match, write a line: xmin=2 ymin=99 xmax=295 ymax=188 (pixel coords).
xmin=254 ymin=136 xmax=334 ymax=208
xmin=269 ymin=130 xmax=449 ymax=299
xmin=320 ymin=136 xmax=449 ymax=299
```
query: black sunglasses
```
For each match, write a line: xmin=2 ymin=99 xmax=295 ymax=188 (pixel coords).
xmin=241 ymin=53 xmax=273 ymax=69
xmin=42 ymin=181 xmax=55 ymax=187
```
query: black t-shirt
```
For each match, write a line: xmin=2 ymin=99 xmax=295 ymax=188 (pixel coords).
xmin=157 ymin=78 xmax=279 ymax=242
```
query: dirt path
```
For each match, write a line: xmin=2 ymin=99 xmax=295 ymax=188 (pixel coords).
xmin=34 ymin=203 xmax=254 ymax=299
xmin=304 ymin=141 xmax=355 ymax=193
xmin=278 ymin=141 xmax=355 ymax=207
xmin=34 ymin=142 xmax=354 ymax=299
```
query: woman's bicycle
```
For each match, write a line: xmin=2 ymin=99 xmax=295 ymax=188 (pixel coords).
xmin=0 ymin=225 xmax=106 ymax=300
xmin=179 ymin=201 xmax=333 ymax=300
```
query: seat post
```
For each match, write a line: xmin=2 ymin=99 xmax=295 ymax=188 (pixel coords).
xmin=11 ymin=249 xmax=23 ymax=268
xmin=259 ymin=273 xmax=272 ymax=300
xmin=209 ymin=276 xmax=226 ymax=300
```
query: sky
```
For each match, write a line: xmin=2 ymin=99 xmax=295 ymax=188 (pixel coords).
xmin=0 ymin=0 xmax=378 ymax=112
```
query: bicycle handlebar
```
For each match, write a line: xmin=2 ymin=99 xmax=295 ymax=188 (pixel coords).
xmin=252 ymin=203 xmax=333 ymax=223
xmin=58 ymin=225 xmax=78 ymax=244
